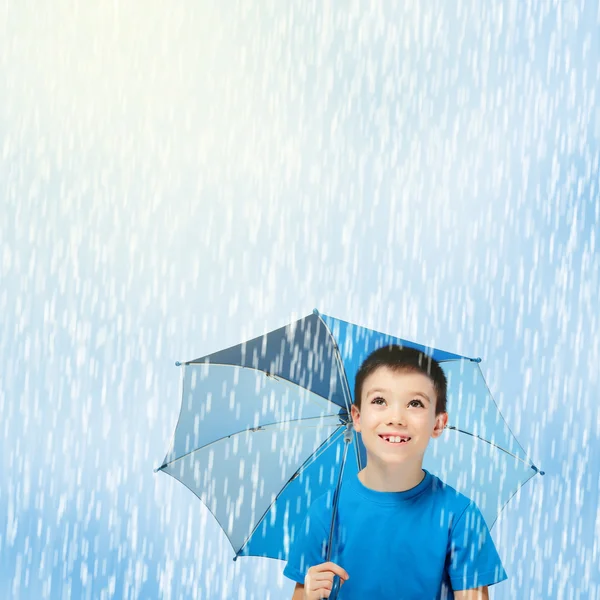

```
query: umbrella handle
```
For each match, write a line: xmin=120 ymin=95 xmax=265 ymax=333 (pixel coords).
xmin=321 ymin=424 xmax=353 ymax=600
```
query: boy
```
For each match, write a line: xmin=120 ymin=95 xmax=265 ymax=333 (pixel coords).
xmin=284 ymin=345 xmax=507 ymax=599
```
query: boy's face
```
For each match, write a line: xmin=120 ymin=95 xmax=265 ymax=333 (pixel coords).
xmin=351 ymin=366 xmax=448 ymax=468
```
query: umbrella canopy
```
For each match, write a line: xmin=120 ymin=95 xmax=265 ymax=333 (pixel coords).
xmin=156 ymin=310 xmax=543 ymax=562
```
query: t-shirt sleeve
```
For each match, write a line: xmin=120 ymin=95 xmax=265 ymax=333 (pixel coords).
xmin=447 ymin=501 xmax=508 ymax=591
xmin=283 ymin=503 xmax=329 ymax=585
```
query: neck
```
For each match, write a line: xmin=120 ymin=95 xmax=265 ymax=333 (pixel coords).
xmin=358 ymin=461 xmax=425 ymax=492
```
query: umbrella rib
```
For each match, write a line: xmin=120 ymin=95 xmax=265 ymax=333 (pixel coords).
xmin=436 ymin=358 xmax=538 ymax=473
xmin=315 ymin=313 xmax=359 ymax=469
xmin=235 ymin=425 xmax=346 ymax=559
xmin=314 ymin=315 xmax=354 ymax=414
xmin=158 ymin=414 xmax=342 ymax=470
xmin=158 ymin=467 xmax=239 ymax=557
xmin=473 ymin=362 xmax=531 ymax=462
xmin=446 ymin=426 xmax=532 ymax=467
xmin=489 ymin=469 xmax=538 ymax=530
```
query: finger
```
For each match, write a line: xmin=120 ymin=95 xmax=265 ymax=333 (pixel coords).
xmin=305 ymin=583 xmax=331 ymax=600
xmin=311 ymin=576 xmax=333 ymax=587
xmin=317 ymin=562 xmax=350 ymax=581
xmin=306 ymin=572 xmax=332 ymax=587
xmin=307 ymin=575 xmax=333 ymax=590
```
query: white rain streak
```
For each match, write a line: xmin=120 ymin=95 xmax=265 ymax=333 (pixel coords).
xmin=1 ymin=0 xmax=599 ymax=599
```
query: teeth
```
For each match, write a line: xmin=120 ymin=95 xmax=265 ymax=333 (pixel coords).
xmin=383 ymin=436 xmax=409 ymax=443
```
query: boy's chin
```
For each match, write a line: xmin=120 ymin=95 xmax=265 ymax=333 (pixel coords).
xmin=366 ymin=443 xmax=426 ymax=465
xmin=368 ymin=450 xmax=421 ymax=464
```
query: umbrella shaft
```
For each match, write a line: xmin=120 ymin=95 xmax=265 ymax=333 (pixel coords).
xmin=323 ymin=427 xmax=352 ymax=600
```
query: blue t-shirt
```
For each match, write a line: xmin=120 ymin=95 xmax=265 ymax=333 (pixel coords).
xmin=283 ymin=470 xmax=507 ymax=599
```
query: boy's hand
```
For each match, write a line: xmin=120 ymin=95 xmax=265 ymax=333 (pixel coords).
xmin=303 ymin=562 xmax=349 ymax=599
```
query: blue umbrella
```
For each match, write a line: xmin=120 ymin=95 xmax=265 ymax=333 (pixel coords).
xmin=156 ymin=309 xmax=543 ymax=593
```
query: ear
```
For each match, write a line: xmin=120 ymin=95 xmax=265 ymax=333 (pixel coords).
xmin=431 ymin=411 xmax=448 ymax=438
xmin=351 ymin=404 xmax=361 ymax=433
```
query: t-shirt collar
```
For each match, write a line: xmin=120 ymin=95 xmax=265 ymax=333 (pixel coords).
xmin=348 ymin=469 xmax=432 ymax=505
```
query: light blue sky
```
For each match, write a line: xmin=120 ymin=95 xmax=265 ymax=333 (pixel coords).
xmin=1 ymin=1 xmax=599 ymax=598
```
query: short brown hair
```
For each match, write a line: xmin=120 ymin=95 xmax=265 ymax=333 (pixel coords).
xmin=354 ymin=345 xmax=448 ymax=414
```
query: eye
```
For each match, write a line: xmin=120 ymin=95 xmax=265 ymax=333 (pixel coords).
xmin=371 ymin=396 xmax=386 ymax=405
xmin=408 ymin=399 xmax=424 ymax=408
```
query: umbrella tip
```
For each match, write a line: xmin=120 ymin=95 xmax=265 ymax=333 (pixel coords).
xmin=531 ymin=465 xmax=545 ymax=476
xmin=175 ymin=361 xmax=182 ymax=367
xmin=313 ymin=308 xmax=320 ymax=315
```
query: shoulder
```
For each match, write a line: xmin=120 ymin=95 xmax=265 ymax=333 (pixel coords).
xmin=426 ymin=473 xmax=478 ymax=525
xmin=430 ymin=477 xmax=500 ymax=566
xmin=301 ymin=490 xmax=335 ymax=529
xmin=427 ymin=472 xmax=472 ymax=506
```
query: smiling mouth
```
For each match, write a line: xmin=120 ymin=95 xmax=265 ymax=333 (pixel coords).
xmin=379 ymin=435 xmax=411 ymax=444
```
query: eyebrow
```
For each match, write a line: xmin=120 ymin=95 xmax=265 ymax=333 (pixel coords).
xmin=366 ymin=389 xmax=431 ymax=403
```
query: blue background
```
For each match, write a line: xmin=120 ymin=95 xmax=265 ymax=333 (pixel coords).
xmin=1 ymin=1 xmax=599 ymax=598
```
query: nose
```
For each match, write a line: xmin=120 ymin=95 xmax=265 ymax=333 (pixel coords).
xmin=386 ymin=404 xmax=407 ymax=426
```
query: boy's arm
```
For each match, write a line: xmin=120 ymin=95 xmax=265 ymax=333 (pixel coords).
xmin=291 ymin=582 xmax=304 ymax=599
xmin=454 ymin=586 xmax=489 ymax=600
